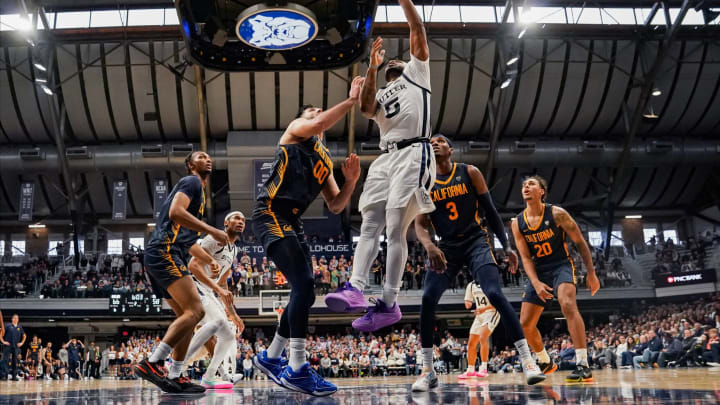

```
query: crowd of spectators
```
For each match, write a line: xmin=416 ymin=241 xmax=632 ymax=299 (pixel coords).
xmin=649 ymin=231 xmax=718 ymax=278
xmin=0 ymin=257 xmax=52 ymax=298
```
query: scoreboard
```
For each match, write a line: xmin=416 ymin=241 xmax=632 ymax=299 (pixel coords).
xmin=109 ymin=293 xmax=162 ymax=314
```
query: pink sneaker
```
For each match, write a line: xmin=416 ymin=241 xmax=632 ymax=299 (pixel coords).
xmin=474 ymin=369 xmax=488 ymax=378
xmin=458 ymin=371 xmax=475 ymax=380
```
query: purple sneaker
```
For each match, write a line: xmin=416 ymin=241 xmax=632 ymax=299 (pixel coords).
xmin=352 ymin=299 xmax=402 ymax=332
xmin=324 ymin=282 xmax=368 ymax=313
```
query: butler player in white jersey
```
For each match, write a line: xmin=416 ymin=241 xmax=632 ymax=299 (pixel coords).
xmin=181 ymin=211 xmax=246 ymax=388
xmin=326 ymin=0 xmax=436 ymax=332
xmin=460 ymin=282 xmax=500 ymax=379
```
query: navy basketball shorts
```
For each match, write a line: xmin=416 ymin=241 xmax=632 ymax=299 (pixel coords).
xmin=144 ymin=244 xmax=191 ymax=299
xmin=521 ymin=262 xmax=576 ymax=308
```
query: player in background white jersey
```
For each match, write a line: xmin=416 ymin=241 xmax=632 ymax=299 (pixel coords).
xmin=326 ymin=0 xmax=436 ymax=333
xmin=180 ymin=211 xmax=246 ymax=388
xmin=460 ymin=282 xmax=500 ymax=379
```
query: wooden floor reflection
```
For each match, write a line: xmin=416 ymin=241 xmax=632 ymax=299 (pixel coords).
xmin=1 ymin=368 xmax=719 ymax=404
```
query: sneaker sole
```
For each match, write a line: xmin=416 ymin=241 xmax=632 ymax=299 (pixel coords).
xmin=202 ymin=383 xmax=233 ymax=389
xmin=543 ymin=364 xmax=558 ymax=375
xmin=324 ymin=296 xmax=367 ymax=313
xmin=280 ymin=377 xmax=337 ymax=397
xmin=526 ymin=374 xmax=546 ymax=385
xmin=565 ymin=377 xmax=594 ymax=383
xmin=134 ymin=364 xmax=181 ymax=393
xmin=253 ymin=357 xmax=284 ymax=387
xmin=411 ymin=380 xmax=439 ymax=392
xmin=352 ymin=314 xmax=403 ymax=333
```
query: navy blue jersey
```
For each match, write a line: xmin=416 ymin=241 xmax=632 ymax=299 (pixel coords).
xmin=147 ymin=175 xmax=206 ymax=252
xmin=515 ymin=204 xmax=572 ymax=270
xmin=256 ymin=136 xmax=333 ymax=218
xmin=429 ymin=163 xmax=488 ymax=247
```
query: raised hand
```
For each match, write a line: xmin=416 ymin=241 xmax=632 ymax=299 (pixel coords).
xmin=369 ymin=37 xmax=385 ymax=68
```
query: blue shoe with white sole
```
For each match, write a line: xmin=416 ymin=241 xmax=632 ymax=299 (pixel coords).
xmin=279 ymin=363 xmax=337 ymax=397
xmin=253 ymin=350 xmax=288 ymax=387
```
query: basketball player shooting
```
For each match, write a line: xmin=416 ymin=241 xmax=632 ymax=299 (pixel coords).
xmin=325 ymin=0 xmax=436 ymax=333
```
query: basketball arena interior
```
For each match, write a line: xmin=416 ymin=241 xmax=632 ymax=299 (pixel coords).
xmin=1 ymin=0 xmax=720 ymax=403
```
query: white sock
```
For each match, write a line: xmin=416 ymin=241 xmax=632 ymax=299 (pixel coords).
xmin=184 ymin=321 xmax=221 ymax=371
xmin=479 ymin=363 xmax=487 ymax=372
xmin=514 ymin=339 xmax=534 ymax=368
xmin=466 ymin=365 xmax=474 ymax=373
xmin=267 ymin=333 xmax=288 ymax=359
xmin=575 ymin=348 xmax=588 ymax=367
xmin=149 ymin=342 xmax=172 ymax=363
xmin=289 ymin=338 xmax=306 ymax=372
xmin=349 ymin=277 xmax=367 ymax=291
xmin=167 ymin=360 xmax=184 ymax=379
xmin=381 ymin=287 xmax=399 ymax=307
xmin=536 ymin=348 xmax=550 ymax=364
xmin=421 ymin=348 xmax=434 ymax=374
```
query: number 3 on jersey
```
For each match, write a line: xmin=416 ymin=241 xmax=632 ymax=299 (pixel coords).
xmin=534 ymin=242 xmax=553 ymax=257
xmin=446 ymin=202 xmax=458 ymax=221
xmin=313 ymin=160 xmax=329 ymax=184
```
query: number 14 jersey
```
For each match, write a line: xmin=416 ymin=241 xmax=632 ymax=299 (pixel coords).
xmin=429 ymin=163 xmax=489 ymax=248
xmin=515 ymin=203 xmax=572 ymax=270
xmin=374 ymin=55 xmax=432 ymax=150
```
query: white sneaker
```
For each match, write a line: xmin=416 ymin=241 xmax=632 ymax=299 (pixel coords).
xmin=522 ymin=362 xmax=546 ymax=385
xmin=411 ymin=372 xmax=439 ymax=392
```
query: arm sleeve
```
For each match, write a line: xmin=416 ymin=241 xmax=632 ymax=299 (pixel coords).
xmin=403 ymin=55 xmax=431 ymax=90
xmin=477 ymin=192 xmax=510 ymax=250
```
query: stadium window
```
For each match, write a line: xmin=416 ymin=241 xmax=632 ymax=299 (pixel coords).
xmin=107 ymin=239 xmax=123 ymax=255
xmin=520 ymin=7 xmax=567 ymax=24
xmin=49 ymin=239 xmax=62 ymax=256
xmin=588 ymin=231 xmax=603 ymax=248
xmin=90 ymin=10 xmax=126 ymax=27
xmin=11 ymin=240 xmax=26 ymax=256
xmin=664 ymin=230 xmax=678 ymax=244
xmin=643 ymin=228 xmax=657 ymax=244
xmin=37 ymin=12 xmax=55 ymax=29
xmin=127 ymin=8 xmax=165 ymax=26
xmin=0 ymin=241 xmax=4 ymax=256
xmin=164 ymin=8 xmax=179 ymax=25
xmin=70 ymin=240 xmax=85 ymax=254
xmin=385 ymin=6 xmax=407 ymax=22
xmin=601 ymin=8 xmax=637 ymax=25
xmin=54 ymin=11 xmax=90 ymax=29
xmin=428 ymin=6 xmax=461 ymax=22
xmin=610 ymin=231 xmax=623 ymax=247
xmin=0 ymin=14 xmax=33 ymax=31
xmin=459 ymin=6 xmax=497 ymax=23
xmin=129 ymin=237 xmax=145 ymax=250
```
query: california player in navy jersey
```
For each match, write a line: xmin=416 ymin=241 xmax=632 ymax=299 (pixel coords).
xmin=512 ymin=175 xmax=600 ymax=383
xmin=135 ymin=151 xmax=230 ymax=394
xmin=251 ymin=76 xmax=363 ymax=397
xmin=411 ymin=135 xmax=545 ymax=391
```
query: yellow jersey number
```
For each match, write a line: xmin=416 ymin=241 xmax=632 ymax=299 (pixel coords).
xmin=446 ymin=202 xmax=459 ymax=221
xmin=534 ymin=242 xmax=553 ymax=258
xmin=313 ymin=160 xmax=329 ymax=184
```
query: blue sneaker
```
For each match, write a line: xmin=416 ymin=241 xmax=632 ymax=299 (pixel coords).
xmin=253 ymin=350 xmax=288 ymax=386
xmin=280 ymin=363 xmax=337 ymax=397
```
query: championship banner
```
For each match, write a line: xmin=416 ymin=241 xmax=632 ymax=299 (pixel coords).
xmin=254 ymin=159 xmax=275 ymax=199
xmin=239 ymin=241 xmax=353 ymax=262
xmin=152 ymin=179 xmax=169 ymax=219
xmin=112 ymin=180 xmax=128 ymax=221
xmin=18 ymin=182 xmax=35 ymax=222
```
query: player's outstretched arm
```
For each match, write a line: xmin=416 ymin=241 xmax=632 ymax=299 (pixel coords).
xmin=288 ymin=76 xmax=364 ymax=140
xmin=414 ymin=213 xmax=446 ymax=272
xmin=467 ymin=166 xmax=511 ymax=255
xmin=398 ymin=0 xmax=429 ymax=61
xmin=511 ymin=219 xmax=553 ymax=302
xmin=552 ymin=206 xmax=600 ymax=296
xmin=320 ymin=154 xmax=361 ymax=214
xmin=360 ymin=37 xmax=383 ymax=118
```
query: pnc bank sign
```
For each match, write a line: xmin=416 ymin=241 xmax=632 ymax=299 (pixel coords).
xmin=666 ymin=274 xmax=703 ymax=283
xmin=656 ymin=269 xmax=716 ymax=288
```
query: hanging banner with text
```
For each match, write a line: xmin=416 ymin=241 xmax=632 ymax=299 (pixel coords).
xmin=112 ymin=180 xmax=128 ymax=221
xmin=239 ymin=241 xmax=354 ymax=262
xmin=18 ymin=182 xmax=35 ymax=222
xmin=152 ymin=178 xmax=169 ymax=220
xmin=253 ymin=159 xmax=275 ymax=199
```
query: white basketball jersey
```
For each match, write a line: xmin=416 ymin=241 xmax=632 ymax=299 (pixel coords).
xmin=374 ymin=55 xmax=431 ymax=150
xmin=464 ymin=282 xmax=489 ymax=309
xmin=196 ymin=235 xmax=237 ymax=289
